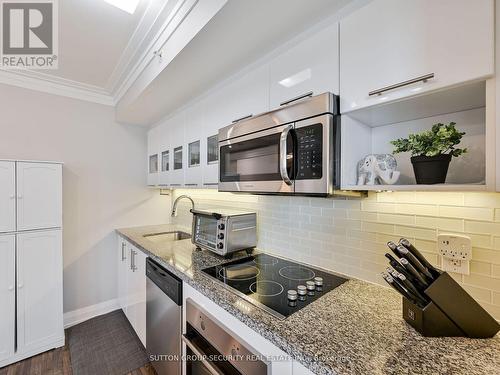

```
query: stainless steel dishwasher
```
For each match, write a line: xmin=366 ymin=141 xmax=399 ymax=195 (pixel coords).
xmin=146 ymin=257 xmax=182 ymax=375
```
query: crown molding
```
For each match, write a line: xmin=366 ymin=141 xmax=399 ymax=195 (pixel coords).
xmin=0 ymin=69 xmax=114 ymax=106
xmin=105 ymin=0 xmax=174 ymax=94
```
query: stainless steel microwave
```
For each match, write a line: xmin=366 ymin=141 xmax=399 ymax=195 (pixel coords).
xmin=218 ymin=92 xmax=340 ymax=196
xmin=191 ymin=208 xmax=257 ymax=257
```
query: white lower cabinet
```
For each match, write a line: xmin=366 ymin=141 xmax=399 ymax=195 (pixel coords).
xmin=0 ymin=234 xmax=15 ymax=363
xmin=117 ymin=238 xmax=128 ymax=311
xmin=0 ymin=230 xmax=63 ymax=368
xmin=16 ymin=230 xmax=64 ymax=356
xmin=118 ymin=237 xmax=147 ymax=347
xmin=183 ymin=283 xmax=298 ymax=374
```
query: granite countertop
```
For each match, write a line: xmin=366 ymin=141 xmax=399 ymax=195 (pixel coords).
xmin=116 ymin=224 xmax=500 ymax=375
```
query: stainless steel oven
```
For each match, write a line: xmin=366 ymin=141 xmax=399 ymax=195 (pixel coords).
xmin=218 ymin=92 xmax=340 ymax=196
xmin=183 ymin=298 xmax=268 ymax=375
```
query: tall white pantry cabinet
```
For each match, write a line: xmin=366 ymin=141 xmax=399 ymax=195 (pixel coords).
xmin=0 ymin=160 xmax=63 ymax=368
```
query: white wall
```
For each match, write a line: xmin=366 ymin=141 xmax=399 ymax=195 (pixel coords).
xmin=0 ymin=84 xmax=170 ymax=313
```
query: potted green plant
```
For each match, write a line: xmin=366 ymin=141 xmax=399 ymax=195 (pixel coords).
xmin=390 ymin=122 xmax=467 ymax=184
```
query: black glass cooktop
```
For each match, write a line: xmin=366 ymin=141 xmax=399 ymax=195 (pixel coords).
xmin=202 ymin=253 xmax=347 ymax=319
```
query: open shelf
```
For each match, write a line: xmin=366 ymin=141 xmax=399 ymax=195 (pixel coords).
xmin=340 ymin=184 xmax=488 ymax=192
xmin=340 ymin=81 xmax=491 ymax=192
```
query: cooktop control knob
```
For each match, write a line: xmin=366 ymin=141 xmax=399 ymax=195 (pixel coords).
xmin=287 ymin=290 xmax=298 ymax=301
xmin=218 ymin=223 xmax=225 ymax=230
xmin=218 ymin=233 xmax=224 ymax=239
xmin=297 ymin=285 xmax=307 ymax=296
xmin=314 ymin=277 xmax=323 ymax=287
xmin=306 ymin=280 xmax=316 ymax=291
xmin=217 ymin=243 xmax=224 ymax=249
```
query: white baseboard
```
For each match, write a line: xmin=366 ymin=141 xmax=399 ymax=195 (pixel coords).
xmin=64 ymin=298 xmax=120 ymax=328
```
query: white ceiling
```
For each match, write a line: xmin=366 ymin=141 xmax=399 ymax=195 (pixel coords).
xmin=116 ymin=0 xmax=353 ymax=125
xmin=0 ymin=0 xmax=357 ymax=122
xmin=50 ymin=0 xmax=150 ymax=88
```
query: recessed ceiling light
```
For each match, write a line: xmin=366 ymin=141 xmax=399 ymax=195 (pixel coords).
xmin=104 ymin=0 xmax=140 ymax=14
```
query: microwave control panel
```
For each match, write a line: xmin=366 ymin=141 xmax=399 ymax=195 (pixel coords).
xmin=296 ymin=123 xmax=322 ymax=179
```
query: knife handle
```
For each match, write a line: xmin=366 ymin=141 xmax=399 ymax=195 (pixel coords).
xmin=382 ymin=274 xmax=426 ymax=308
xmin=400 ymin=238 xmax=442 ymax=277
xmin=397 ymin=273 xmax=429 ymax=305
xmin=397 ymin=245 xmax=434 ymax=282
xmin=385 ymin=254 xmax=421 ymax=285
xmin=400 ymin=258 xmax=429 ymax=289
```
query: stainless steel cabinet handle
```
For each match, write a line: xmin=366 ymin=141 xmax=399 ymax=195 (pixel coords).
xmin=368 ymin=73 xmax=434 ymax=97
xmin=203 ymin=183 xmax=218 ymax=186
xmin=279 ymin=125 xmax=293 ymax=186
xmin=232 ymin=114 xmax=253 ymax=123
xmin=280 ymin=91 xmax=313 ymax=107
xmin=184 ymin=183 xmax=198 ymax=186
xmin=130 ymin=249 xmax=137 ymax=271
xmin=181 ymin=335 xmax=223 ymax=375
xmin=121 ymin=243 xmax=126 ymax=261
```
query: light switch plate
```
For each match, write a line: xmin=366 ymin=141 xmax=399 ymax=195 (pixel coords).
xmin=437 ymin=233 xmax=472 ymax=275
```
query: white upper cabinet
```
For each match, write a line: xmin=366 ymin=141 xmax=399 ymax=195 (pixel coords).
xmin=0 ymin=161 xmax=16 ymax=233
xmin=205 ymin=65 xmax=270 ymax=130
xmin=184 ymin=103 xmax=204 ymax=187
xmin=0 ymin=234 xmax=15 ymax=362
xmin=16 ymin=230 xmax=63 ymax=355
xmin=169 ymin=111 xmax=186 ymax=187
xmin=270 ymin=22 xmax=339 ymax=109
xmin=16 ymin=162 xmax=62 ymax=232
xmin=340 ymin=0 xmax=494 ymax=113
xmin=158 ymin=122 xmax=171 ymax=187
xmin=147 ymin=126 xmax=160 ymax=186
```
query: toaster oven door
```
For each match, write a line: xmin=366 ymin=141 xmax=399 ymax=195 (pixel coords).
xmin=218 ymin=124 xmax=295 ymax=194
xmin=193 ymin=214 xmax=218 ymax=252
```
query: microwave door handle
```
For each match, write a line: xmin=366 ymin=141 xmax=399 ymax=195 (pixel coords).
xmin=280 ymin=125 xmax=293 ymax=186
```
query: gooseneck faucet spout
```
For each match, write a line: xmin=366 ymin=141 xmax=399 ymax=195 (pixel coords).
xmin=171 ymin=195 xmax=195 ymax=217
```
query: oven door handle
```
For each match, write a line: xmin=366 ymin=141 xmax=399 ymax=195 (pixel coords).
xmin=182 ymin=335 xmax=225 ymax=375
xmin=279 ymin=125 xmax=293 ymax=186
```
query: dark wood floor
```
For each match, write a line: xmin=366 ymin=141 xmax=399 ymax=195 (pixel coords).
xmin=0 ymin=337 xmax=156 ymax=375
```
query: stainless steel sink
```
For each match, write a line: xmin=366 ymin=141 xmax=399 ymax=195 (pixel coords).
xmin=143 ymin=231 xmax=191 ymax=243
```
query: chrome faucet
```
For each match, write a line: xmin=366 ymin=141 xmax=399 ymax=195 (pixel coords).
xmin=171 ymin=195 xmax=195 ymax=217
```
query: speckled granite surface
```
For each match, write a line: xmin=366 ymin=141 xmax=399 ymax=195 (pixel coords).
xmin=116 ymin=224 xmax=500 ymax=375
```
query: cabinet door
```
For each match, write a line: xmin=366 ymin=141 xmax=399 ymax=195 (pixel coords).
xmin=118 ymin=238 xmax=128 ymax=312
xmin=340 ymin=0 xmax=494 ymax=112
xmin=16 ymin=162 xmax=62 ymax=231
xmin=16 ymin=230 xmax=63 ymax=354
xmin=169 ymin=111 xmax=186 ymax=187
xmin=184 ymin=103 xmax=204 ymax=187
xmin=0 ymin=234 xmax=15 ymax=362
xmin=0 ymin=161 xmax=16 ymax=233
xmin=158 ymin=121 xmax=171 ymax=187
xmin=126 ymin=246 xmax=147 ymax=347
xmin=147 ymin=127 xmax=160 ymax=186
xmin=269 ymin=22 xmax=339 ymax=109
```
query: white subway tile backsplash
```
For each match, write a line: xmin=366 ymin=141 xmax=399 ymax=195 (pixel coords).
xmin=439 ymin=206 xmax=494 ymax=221
xmin=172 ymin=190 xmax=500 ymax=319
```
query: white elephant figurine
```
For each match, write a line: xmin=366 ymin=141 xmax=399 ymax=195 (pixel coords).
xmin=357 ymin=154 xmax=400 ymax=185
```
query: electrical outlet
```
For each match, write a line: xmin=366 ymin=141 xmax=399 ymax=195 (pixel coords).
xmin=437 ymin=233 xmax=472 ymax=275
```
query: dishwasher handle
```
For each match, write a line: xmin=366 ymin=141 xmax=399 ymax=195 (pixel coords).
xmin=182 ymin=335 xmax=224 ymax=375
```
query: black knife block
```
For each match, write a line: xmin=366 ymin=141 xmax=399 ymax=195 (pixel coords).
xmin=402 ymin=272 xmax=500 ymax=338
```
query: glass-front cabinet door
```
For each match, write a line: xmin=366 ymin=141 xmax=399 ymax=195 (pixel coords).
xmin=174 ymin=147 xmax=183 ymax=170
xmin=188 ymin=141 xmax=200 ymax=168
xmin=207 ymin=135 xmax=218 ymax=164
xmin=149 ymin=154 xmax=158 ymax=173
